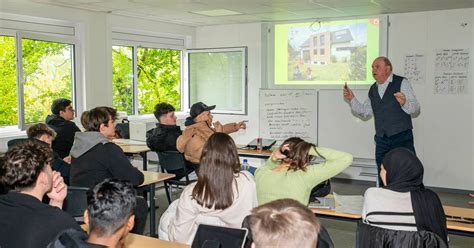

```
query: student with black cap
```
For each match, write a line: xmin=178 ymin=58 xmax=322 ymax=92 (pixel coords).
xmin=177 ymin=102 xmax=246 ymax=164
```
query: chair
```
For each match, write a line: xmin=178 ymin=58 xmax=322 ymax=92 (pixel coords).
xmin=157 ymin=151 xmax=196 ymax=204
xmin=63 ymin=186 xmax=89 ymax=223
xmin=356 ymin=222 xmax=448 ymax=248
xmin=7 ymin=138 xmax=29 ymax=149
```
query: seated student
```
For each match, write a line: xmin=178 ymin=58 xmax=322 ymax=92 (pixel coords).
xmin=48 ymin=179 xmax=136 ymax=248
xmin=147 ymin=102 xmax=195 ymax=179
xmin=46 ymin=98 xmax=81 ymax=159
xmin=27 ymin=123 xmax=71 ymax=184
xmin=177 ymin=102 xmax=246 ymax=164
xmin=0 ymin=140 xmax=80 ymax=248
xmin=255 ymin=137 xmax=352 ymax=205
xmin=249 ymin=198 xmax=320 ymax=248
xmin=69 ymin=106 xmax=146 ymax=234
xmin=362 ymin=148 xmax=448 ymax=244
xmin=161 ymin=133 xmax=258 ymax=244
xmin=146 ymin=102 xmax=182 ymax=152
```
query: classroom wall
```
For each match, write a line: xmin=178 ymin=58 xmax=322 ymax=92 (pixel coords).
xmin=195 ymin=23 xmax=263 ymax=146
xmin=194 ymin=8 xmax=474 ymax=190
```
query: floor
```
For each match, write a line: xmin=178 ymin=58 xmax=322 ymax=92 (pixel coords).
xmin=142 ymin=162 xmax=474 ymax=247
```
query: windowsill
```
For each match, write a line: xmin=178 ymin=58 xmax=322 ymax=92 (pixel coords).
xmin=0 ymin=126 xmax=26 ymax=139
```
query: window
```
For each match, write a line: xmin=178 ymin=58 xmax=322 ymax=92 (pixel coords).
xmin=320 ymin=48 xmax=325 ymax=55
xmin=0 ymin=24 xmax=77 ymax=129
xmin=111 ymin=30 xmax=184 ymax=115
xmin=187 ymin=47 xmax=247 ymax=114
xmin=111 ymin=46 xmax=181 ymax=115
xmin=320 ymin=35 xmax=325 ymax=46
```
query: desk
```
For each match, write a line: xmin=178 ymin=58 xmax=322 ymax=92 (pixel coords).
xmin=118 ymin=143 xmax=151 ymax=171
xmin=444 ymin=205 xmax=474 ymax=236
xmin=309 ymin=205 xmax=474 ymax=237
xmin=81 ymin=225 xmax=189 ymax=248
xmin=237 ymin=148 xmax=272 ymax=159
xmin=138 ymin=171 xmax=175 ymax=237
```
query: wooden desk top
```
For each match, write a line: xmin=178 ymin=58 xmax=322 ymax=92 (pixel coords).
xmin=124 ymin=233 xmax=190 ymax=248
xmin=237 ymin=148 xmax=272 ymax=158
xmin=310 ymin=207 xmax=362 ymax=219
xmin=118 ymin=144 xmax=151 ymax=154
xmin=81 ymin=225 xmax=189 ymax=248
xmin=140 ymin=171 xmax=175 ymax=187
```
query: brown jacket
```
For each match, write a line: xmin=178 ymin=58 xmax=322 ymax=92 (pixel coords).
xmin=176 ymin=121 xmax=240 ymax=164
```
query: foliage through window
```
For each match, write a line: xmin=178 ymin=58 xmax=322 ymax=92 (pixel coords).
xmin=0 ymin=35 xmax=75 ymax=127
xmin=112 ymin=46 xmax=181 ymax=115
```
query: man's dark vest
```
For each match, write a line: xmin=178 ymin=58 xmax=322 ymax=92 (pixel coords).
xmin=368 ymin=74 xmax=413 ymax=137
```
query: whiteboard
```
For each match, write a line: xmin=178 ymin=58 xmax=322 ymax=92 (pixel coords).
xmin=318 ymin=89 xmax=375 ymax=159
xmin=259 ymin=89 xmax=317 ymax=143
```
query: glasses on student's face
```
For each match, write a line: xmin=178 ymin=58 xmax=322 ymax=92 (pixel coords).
xmin=66 ymin=106 xmax=75 ymax=112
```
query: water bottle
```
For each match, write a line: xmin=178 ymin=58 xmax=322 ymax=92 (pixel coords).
xmin=256 ymin=137 xmax=263 ymax=152
xmin=242 ymin=159 xmax=250 ymax=170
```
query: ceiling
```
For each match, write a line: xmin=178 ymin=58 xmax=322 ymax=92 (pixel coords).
xmin=30 ymin=0 xmax=474 ymax=27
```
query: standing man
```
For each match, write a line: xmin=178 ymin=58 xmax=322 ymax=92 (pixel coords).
xmin=343 ymin=56 xmax=420 ymax=183
xmin=46 ymin=98 xmax=81 ymax=159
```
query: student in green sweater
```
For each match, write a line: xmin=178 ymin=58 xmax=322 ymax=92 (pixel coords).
xmin=255 ymin=137 xmax=353 ymax=205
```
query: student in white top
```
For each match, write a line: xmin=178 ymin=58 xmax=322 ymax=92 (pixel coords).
xmin=160 ymin=132 xmax=258 ymax=244
xmin=362 ymin=148 xmax=447 ymax=244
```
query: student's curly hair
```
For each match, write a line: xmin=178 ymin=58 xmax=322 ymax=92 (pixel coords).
xmin=0 ymin=140 xmax=53 ymax=190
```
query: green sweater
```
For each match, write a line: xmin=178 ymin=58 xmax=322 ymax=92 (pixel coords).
xmin=255 ymin=147 xmax=353 ymax=205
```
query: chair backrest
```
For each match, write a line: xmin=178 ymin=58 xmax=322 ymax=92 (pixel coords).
xmin=157 ymin=151 xmax=187 ymax=172
xmin=356 ymin=222 xmax=447 ymax=248
xmin=63 ymin=186 xmax=89 ymax=222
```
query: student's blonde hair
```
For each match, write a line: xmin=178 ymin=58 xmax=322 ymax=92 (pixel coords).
xmin=249 ymin=199 xmax=320 ymax=248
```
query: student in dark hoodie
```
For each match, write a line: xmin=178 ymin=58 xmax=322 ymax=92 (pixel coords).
xmin=48 ymin=179 xmax=136 ymax=248
xmin=69 ymin=106 xmax=146 ymax=234
xmin=46 ymin=98 xmax=81 ymax=159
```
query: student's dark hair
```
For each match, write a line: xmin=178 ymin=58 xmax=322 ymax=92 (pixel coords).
xmin=81 ymin=106 xmax=117 ymax=132
xmin=87 ymin=178 xmax=137 ymax=237
xmin=27 ymin=123 xmax=56 ymax=139
xmin=192 ymin=132 xmax=241 ymax=210
xmin=51 ymin=98 xmax=72 ymax=115
xmin=279 ymin=137 xmax=323 ymax=172
xmin=0 ymin=140 xmax=53 ymax=190
xmin=153 ymin=103 xmax=175 ymax=121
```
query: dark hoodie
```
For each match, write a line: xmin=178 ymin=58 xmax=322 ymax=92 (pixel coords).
xmin=69 ymin=132 xmax=144 ymax=188
xmin=46 ymin=114 xmax=81 ymax=158
xmin=48 ymin=229 xmax=105 ymax=248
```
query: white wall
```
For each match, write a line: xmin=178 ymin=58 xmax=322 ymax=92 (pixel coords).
xmin=195 ymin=23 xmax=263 ymax=146
xmin=195 ymin=9 xmax=474 ymax=190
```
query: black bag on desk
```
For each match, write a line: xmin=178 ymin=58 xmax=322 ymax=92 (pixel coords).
xmin=115 ymin=119 xmax=130 ymax=139
xmin=309 ymin=180 xmax=331 ymax=201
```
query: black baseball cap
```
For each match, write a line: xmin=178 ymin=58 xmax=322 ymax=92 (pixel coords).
xmin=190 ymin=102 xmax=216 ymax=118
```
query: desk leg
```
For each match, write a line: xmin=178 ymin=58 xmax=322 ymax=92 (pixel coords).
xmin=142 ymin=152 xmax=148 ymax=171
xmin=149 ymin=184 xmax=156 ymax=237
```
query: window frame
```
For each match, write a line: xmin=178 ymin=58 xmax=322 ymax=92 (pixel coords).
xmin=185 ymin=46 xmax=248 ymax=115
xmin=0 ymin=26 xmax=81 ymax=130
xmin=112 ymin=30 xmax=186 ymax=116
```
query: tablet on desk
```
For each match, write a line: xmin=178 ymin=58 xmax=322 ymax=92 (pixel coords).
xmin=191 ymin=224 xmax=248 ymax=248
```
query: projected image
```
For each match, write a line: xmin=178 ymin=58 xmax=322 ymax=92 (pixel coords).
xmin=275 ymin=18 xmax=380 ymax=85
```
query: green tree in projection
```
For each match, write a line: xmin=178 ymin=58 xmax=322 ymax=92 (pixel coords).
xmin=0 ymin=36 xmax=18 ymax=126
xmin=137 ymin=48 xmax=181 ymax=114
xmin=22 ymin=39 xmax=73 ymax=124
xmin=349 ymin=46 xmax=367 ymax=81
xmin=112 ymin=46 xmax=133 ymax=114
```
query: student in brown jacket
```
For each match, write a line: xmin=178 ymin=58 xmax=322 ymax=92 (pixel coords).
xmin=177 ymin=102 xmax=246 ymax=164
